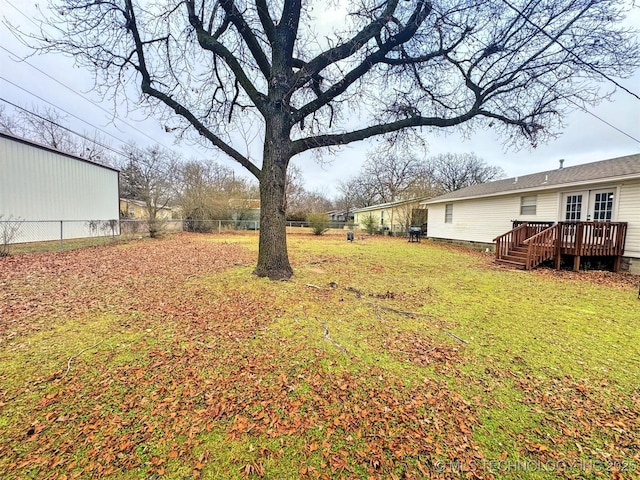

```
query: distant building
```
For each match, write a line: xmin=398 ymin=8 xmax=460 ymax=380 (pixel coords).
xmin=119 ymin=198 xmax=174 ymax=220
xmin=326 ymin=210 xmax=354 ymax=223
xmin=353 ymin=198 xmax=429 ymax=235
xmin=0 ymin=132 xmax=120 ymax=243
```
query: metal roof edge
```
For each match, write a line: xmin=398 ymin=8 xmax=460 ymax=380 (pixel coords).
xmin=0 ymin=130 xmax=120 ymax=174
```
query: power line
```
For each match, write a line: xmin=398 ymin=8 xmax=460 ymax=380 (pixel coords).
xmin=499 ymin=0 xmax=640 ymax=102
xmin=0 ymin=96 xmax=129 ymax=159
xmin=0 ymin=76 xmax=132 ymax=148
xmin=441 ymin=6 xmax=640 ymax=145
xmin=0 ymin=98 xmax=255 ymax=191
xmin=3 ymin=0 xmax=43 ymax=29
xmin=0 ymin=43 xmax=206 ymax=158
xmin=566 ymin=98 xmax=640 ymax=144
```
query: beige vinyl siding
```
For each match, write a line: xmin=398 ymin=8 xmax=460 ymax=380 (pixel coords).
xmin=354 ymin=200 xmax=425 ymax=233
xmin=428 ymin=192 xmax=560 ymax=243
xmin=617 ymin=181 xmax=640 ymax=258
xmin=427 ymin=196 xmax=517 ymax=243
xmin=532 ymin=191 xmax=560 ymax=219
xmin=354 ymin=210 xmax=382 ymax=227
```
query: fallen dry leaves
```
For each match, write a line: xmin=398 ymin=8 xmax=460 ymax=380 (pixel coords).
xmin=1 ymin=233 xmax=638 ymax=479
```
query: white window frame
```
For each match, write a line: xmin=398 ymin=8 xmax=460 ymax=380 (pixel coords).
xmin=520 ymin=195 xmax=537 ymax=215
xmin=444 ymin=204 xmax=453 ymax=223
xmin=589 ymin=189 xmax=615 ymax=222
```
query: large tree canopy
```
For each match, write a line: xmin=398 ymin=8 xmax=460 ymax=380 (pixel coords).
xmin=27 ymin=0 xmax=639 ymax=278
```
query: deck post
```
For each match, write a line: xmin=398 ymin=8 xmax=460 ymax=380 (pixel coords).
xmin=573 ymin=223 xmax=584 ymax=271
xmin=613 ymin=255 xmax=622 ymax=273
xmin=554 ymin=223 xmax=562 ymax=269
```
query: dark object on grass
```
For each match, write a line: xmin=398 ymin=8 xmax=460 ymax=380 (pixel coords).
xmin=347 ymin=231 xmax=354 ymax=242
xmin=408 ymin=226 xmax=422 ymax=243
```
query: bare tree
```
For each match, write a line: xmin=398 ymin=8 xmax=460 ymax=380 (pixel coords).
xmin=178 ymin=159 xmax=258 ymax=229
xmin=0 ymin=215 xmax=23 ymax=257
xmin=25 ymin=0 xmax=640 ymax=278
xmin=0 ymin=105 xmax=19 ymax=134
xmin=429 ymin=153 xmax=505 ymax=193
xmin=287 ymin=190 xmax=333 ymax=221
xmin=336 ymin=177 xmax=380 ymax=211
xmin=361 ymin=150 xmax=423 ymax=203
xmin=283 ymin=163 xmax=306 ymax=218
xmin=119 ymin=144 xmax=178 ymax=237
xmin=0 ymin=105 xmax=114 ymax=166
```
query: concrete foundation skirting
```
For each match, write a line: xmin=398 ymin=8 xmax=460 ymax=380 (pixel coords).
xmin=622 ymin=257 xmax=640 ymax=275
xmin=427 ymin=237 xmax=495 ymax=252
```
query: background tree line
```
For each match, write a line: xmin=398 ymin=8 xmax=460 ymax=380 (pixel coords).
xmin=2 ymin=104 xmax=504 ymax=230
xmin=335 ymin=146 xmax=505 ymax=214
xmin=24 ymin=0 xmax=637 ymax=279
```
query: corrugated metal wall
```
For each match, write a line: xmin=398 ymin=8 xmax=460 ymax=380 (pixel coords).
xmin=0 ymin=134 xmax=119 ymax=242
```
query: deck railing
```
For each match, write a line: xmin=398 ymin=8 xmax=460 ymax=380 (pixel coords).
xmin=523 ymin=224 xmax=559 ymax=270
xmin=511 ymin=220 xmax=555 ymax=234
xmin=558 ymin=222 xmax=627 ymax=256
xmin=495 ymin=221 xmax=628 ymax=270
xmin=493 ymin=223 xmax=531 ymax=261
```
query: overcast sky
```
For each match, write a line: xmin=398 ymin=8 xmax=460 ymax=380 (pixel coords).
xmin=1 ymin=1 xmax=639 ymax=199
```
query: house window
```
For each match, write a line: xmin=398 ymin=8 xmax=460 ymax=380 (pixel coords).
xmin=520 ymin=195 xmax=537 ymax=215
xmin=592 ymin=191 xmax=614 ymax=221
xmin=565 ymin=194 xmax=582 ymax=221
xmin=380 ymin=211 xmax=384 ymax=224
xmin=444 ymin=204 xmax=453 ymax=223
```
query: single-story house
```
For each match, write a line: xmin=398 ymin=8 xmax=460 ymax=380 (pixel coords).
xmin=327 ymin=210 xmax=354 ymax=223
xmin=421 ymin=155 xmax=640 ymax=274
xmin=353 ymin=198 xmax=428 ymax=234
xmin=228 ymin=198 xmax=261 ymax=221
xmin=119 ymin=198 xmax=174 ymax=220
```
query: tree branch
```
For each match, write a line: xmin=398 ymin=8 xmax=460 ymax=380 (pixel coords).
xmin=292 ymin=1 xmax=434 ymax=123
xmin=255 ymin=0 xmax=276 ymax=44
xmin=291 ymin=109 xmax=484 ymax=155
xmin=218 ymin=0 xmax=272 ymax=78
xmin=185 ymin=0 xmax=268 ymax=114
xmin=123 ymin=1 xmax=260 ymax=177
xmin=292 ymin=0 xmax=404 ymax=88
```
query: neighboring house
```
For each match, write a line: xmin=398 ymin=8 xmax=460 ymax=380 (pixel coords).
xmin=421 ymin=156 xmax=640 ymax=273
xmin=353 ymin=198 xmax=429 ymax=234
xmin=228 ymin=198 xmax=260 ymax=221
xmin=0 ymin=131 xmax=120 ymax=243
xmin=119 ymin=198 xmax=173 ymax=220
xmin=327 ymin=210 xmax=354 ymax=223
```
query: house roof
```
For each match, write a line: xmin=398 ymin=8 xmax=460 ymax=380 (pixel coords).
xmin=353 ymin=197 xmax=430 ymax=213
xmin=422 ymin=154 xmax=640 ymax=204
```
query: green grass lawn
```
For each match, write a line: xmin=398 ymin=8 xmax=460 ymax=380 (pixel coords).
xmin=1 ymin=232 xmax=638 ymax=479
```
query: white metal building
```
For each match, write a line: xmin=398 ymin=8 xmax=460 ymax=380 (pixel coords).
xmin=0 ymin=132 xmax=120 ymax=243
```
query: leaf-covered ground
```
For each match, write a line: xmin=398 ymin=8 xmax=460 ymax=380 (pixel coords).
xmin=1 ymin=233 xmax=638 ymax=479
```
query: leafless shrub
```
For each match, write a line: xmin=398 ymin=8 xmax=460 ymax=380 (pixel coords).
xmin=0 ymin=215 xmax=23 ymax=256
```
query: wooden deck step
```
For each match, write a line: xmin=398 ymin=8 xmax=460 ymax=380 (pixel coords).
xmin=502 ymin=254 xmax=527 ymax=263
xmin=496 ymin=258 xmax=526 ymax=268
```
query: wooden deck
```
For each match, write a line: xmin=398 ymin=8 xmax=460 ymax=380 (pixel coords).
xmin=494 ymin=221 xmax=628 ymax=271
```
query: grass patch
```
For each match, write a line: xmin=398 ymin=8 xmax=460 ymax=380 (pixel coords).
xmin=1 ymin=233 xmax=638 ymax=479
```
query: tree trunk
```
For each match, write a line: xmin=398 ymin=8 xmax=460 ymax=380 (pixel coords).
xmin=253 ymin=113 xmax=293 ymax=280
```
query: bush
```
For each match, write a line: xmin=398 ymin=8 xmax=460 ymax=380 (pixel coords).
xmin=306 ymin=213 xmax=329 ymax=235
xmin=361 ymin=214 xmax=377 ymax=235
xmin=0 ymin=215 xmax=23 ymax=257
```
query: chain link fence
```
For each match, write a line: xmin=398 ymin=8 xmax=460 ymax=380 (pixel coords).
xmin=1 ymin=218 xmax=353 ymax=254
